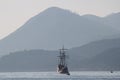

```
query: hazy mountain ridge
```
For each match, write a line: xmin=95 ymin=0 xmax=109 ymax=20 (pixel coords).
xmin=0 ymin=7 xmax=120 ymax=71
xmin=69 ymin=38 xmax=120 ymax=70
xmin=83 ymin=12 xmax=120 ymax=30
xmin=84 ymin=47 xmax=120 ymax=70
xmin=0 ymin=50 xmax=58 ymax=71
xmin=0 ymin=38 xmax=120 ymax=71
xmin=0 ymin=7 xmax=120 ymax=55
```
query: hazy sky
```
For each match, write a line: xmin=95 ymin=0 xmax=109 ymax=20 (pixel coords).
xmin=0 ymin=0 xmax=120 ymax=39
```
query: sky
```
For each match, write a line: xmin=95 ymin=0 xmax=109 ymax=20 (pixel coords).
xmin=0 ymin=0 xmax=120 ymax=40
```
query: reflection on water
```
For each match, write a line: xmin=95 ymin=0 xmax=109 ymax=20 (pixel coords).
xmin=0 ymin=71 xmax=120 ymax=80
xmin=0 ymin=78 xmax=120 ymax=80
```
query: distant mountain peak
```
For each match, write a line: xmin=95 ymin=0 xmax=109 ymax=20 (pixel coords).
xmin=105 ymin=12 xmax=120 ymax=17
xmin=41 ymin=7 xmax=76 ymax=16
xmin=82 ymin=14 xmax=100 ymax=18
xmin=0 ymin=6 xmax=119 ymax=55
xmin=46 ymin=7 xmax=64 ymax=11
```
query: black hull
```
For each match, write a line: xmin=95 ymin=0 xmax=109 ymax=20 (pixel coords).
xmin=57 ymin=65 xmax=70 ymax=75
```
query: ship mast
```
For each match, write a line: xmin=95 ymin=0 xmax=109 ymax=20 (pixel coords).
xmin=57 ymin=46 xmax=70 ymax=75
xmin=59 ymin=46 xmax=67 ymax=66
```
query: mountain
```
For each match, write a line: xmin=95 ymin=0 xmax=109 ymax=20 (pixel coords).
xmin=0 ymin=50 xmax=58 ymax=71
xmin=0 ymin=38 xmax=120 ymax=71
xmin=85 ymin=48 xmax=120 ymax=70
xmin=82 ymin=14 xmax=102 ymax=22
xmin=0 ymin=7 xmax=119 ymax=55
xmin=83 ymin=12 xmax=120 ymax=30
xmin=103 ymin=12 xmax=120 ymax=29
xmin=68 ymin=37 xmax=120 ymax=70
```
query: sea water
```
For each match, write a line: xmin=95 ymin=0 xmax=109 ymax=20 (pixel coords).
xmin=0 ymin=71 xmax=120 ymax=80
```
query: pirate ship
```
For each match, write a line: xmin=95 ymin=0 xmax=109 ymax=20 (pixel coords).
xmin=57 ymin=46 xmax=70 ymax=75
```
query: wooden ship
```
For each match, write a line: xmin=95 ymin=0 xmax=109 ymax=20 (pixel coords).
xmin=57 ymin=46 xmax=70 ymax=75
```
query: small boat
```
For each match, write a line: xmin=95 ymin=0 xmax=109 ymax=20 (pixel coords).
xmin=110 ymin=70 xmax=113 ymax=73
xmin=57 ymin=46 xmax=70 ymax=75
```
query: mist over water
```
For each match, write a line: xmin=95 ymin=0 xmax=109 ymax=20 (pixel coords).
xmin=0 ymin=71 xmax=120 ymax=80
xmin=0 ymin=78 xmax=119 ymax=80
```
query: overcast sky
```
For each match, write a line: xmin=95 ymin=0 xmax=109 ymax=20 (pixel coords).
xmin=0 ymin=0 xmax=120 ymax=39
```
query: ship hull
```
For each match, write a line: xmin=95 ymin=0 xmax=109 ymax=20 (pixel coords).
xmin=57 ymin=65 xmax=70 ymax=75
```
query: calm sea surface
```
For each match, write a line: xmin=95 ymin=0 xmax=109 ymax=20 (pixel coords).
xmin=0 ymin=71 xmax=120 ymax=80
